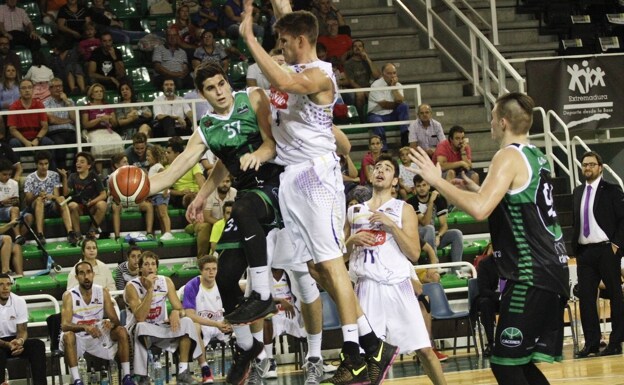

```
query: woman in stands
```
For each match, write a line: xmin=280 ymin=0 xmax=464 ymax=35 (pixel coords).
xmin=0 ymin=63 xmax=20 ymax=111
xmin=115 ymin=81 xmax=153 ymax=139
xmin=191 ymin=29 xmax=230 ymax=72
xmin=66 ymin=237 xmax=115 ymax=291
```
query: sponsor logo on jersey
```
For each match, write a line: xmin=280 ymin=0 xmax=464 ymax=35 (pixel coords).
xmin=500 ymin=327 xmax=523 ymax=347
xmin=237 ymin=104 xmax=249 ymax=115
xmin=147 ymin=307 xmax=162 ymax=320
xmin=270 ymin=87 xmax=289 ymax=109
xmin=358 ymin=229 xmax=386 ymax=246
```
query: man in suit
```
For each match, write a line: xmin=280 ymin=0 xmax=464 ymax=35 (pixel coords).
xmin=573 ymin=151 xmax=624 ymax=357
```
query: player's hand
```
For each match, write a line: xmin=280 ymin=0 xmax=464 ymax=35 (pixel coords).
xmin=217 ymin=322 xmax=232 ymax=333
xmin=10 ymin=339 xmax=23 ymax=356
xmin=408 ymin=147 xmax=443 ymax=184
xmin=348 ymin=231 xmax=376 ymax=247
xmin=281 ymin=300 xmax=296 ymax=319
xmin=142 ymin=273 xmax=157 ymax=291
xmin=185 ymin=195 xmax=206 ymax=224
xmin=239 ymin=0 xmax=255 ymax=41
xmin=239 ymin=153 xmax=262 ymax=171
xmin=369 ymin=210 xmax=395 ymax=231
xmin=169 ymin=310 xmax=180 ymax=332
xmin=101 ymin=319 xmax=113 ymax=331
xmin=85 ymin=325 xmax=102 ymax=338
xmin=453 ymin=172 xmax=479 ymax=192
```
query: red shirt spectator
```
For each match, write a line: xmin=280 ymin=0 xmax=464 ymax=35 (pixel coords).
xmin=8 ymin=96 xmax=48 ymax=140
xmin=317 ymin=18 xmax=351 ymax=65
xmin=433 ymin=138 xmax=472 ymax=165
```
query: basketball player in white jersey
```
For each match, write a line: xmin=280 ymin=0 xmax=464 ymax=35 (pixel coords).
xmin=345 ymin=155 xmax=447 ymax=385
xmin=124 ymin=251 xmax=203 ymax=385
xmin=240 ymin=1 xmax=398 ymax=384
xmin=60 ymin=261 xmax=134 ymax=385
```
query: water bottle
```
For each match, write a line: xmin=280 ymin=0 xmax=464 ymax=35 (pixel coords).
xmin=109 ymin=360 xmax=120 ymax=385
xmin=147 ymin=351 xmax=155 ymax=379
xmin=154 ymin=354 xmax=164 ymax=385
xmin=213 ymin=344 xmax=222 ymax=377
xmin=3 ymin=368 xmax=9 ymax=385
xmin=90 ymin=367 xmax=100 ymax=385
xmin=223 ymin=343 xmax=232 ymax=377
xmin=158 ymin=354 xmax=167 ymax=383
xmin=206 ymin=346 xmax=215 ymax=368
xmin=168 ymin=352 xmax=176 ymax=383
xmin=100 ymin=366 xmax=109 ymax=385
xmin=78 ymin=357 xmax=88 ymax=381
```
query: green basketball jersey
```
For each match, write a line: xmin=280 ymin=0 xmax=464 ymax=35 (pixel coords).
xmin=198 ymin=90 xmax=282 ymax=190
xmin=488 ymin=144 xmax=569 ymax=297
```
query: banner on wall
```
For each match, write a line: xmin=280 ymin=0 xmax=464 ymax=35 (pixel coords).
xmin=526 ymin=55 xmax=624 ymax=131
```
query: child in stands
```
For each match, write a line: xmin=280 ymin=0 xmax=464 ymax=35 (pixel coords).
xmin=146 ymin=145 xmax=174 ymax=241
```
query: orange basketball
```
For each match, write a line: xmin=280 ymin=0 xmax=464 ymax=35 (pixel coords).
xmin=108 ymin=166 xmax=150 ymax=206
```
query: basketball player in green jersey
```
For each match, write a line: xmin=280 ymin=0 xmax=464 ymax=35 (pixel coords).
xmin=409 ymin=93 xmax=569 ymax=385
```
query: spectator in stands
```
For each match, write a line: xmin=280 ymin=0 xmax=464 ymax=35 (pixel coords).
xmin=88 ymin=0 xmax=147 ymax=45
xmin=0 ymin=218 xmax=24 ymax=277
xmin=315 ymin=41 xmax=327 ymax=61
xmin=195 ymin=175 xmax=237 ymax=256
xmin=87 ymin=31 xmax=128 ymax=91
xmin=312 ymin=0 xmax=348 ymax=36
xmin=114 ymin=245 xmax=142 ymax=290
xmin=0 ymin=36 xmax=19 ymax=75
xmin=8 ymin=79 xmax=55 ymax=166
xmin=359 ymin=135 xmax=383 ymax=186
xmin=66 ymin=237 xmax=116 ymax=291
xmin=398 ymin=146 xmax=418 ymax=200
xmin=340 ymin=153 xmax=359 ymax=196
xmin=0 ymin=0 xmax=41 ymax=51
xmin=0 ymin=273 xmax=46 ymax=385
xmin=343 ymin=40 xmax=380 ymax=119
xmin=146 ymin=145 xmax=174 ymax=241
xmin=472 ymin=243 xmax=500 ymax=357
xmin=40 ymin=0 xmax=66 ymax=25
xmin=172 ymin=4 xmax=202 ymax=52
xmin=124 ymin=132 xmax=150 ymax=170
xmin=165 ymin=137 xmax=205 ymax=209
xmin=63 ymin=152 xmax=108 ymax=240
xmin=407 ymin=174 xmax=464 ymax=271
xmin=194 ymin=0 xmax=222 ymax=32
xmin=77 ymin=22 xmax=101 ymax=61
xmin=124 ymin=251 xmax=203 ymax=385
xmin=317 ymin=17 xmax=352 ymax=65
xmin=81 ymin=83 xmax=123 ymax=172
xmin=246 ymin=48 xmax=285 ymax=90
xmin=367 ymin=63 xmax=410 ymax=150
xmin=209 ymin=201 xmax=234 ymax=255
xmin=24 ymin=51 xmax=54 ymax=102
xmin=0 ymin=142 xmax=21 ymax=180
xmin=44 ymin=77 xmax=77 ymax=171
xmin=408 ymin=104 xmax=445 ymax=158
xmin=0 ymin=63 xmax=19 ymax=128
xmin=183 ymin=89 xmax=210 ymax=122
xmin=0 ymin=158 xmax=29 ymax=247
xmin=61 ymin=261 xmax=133 ymax=385
xmin=109 ymin=153 xmax=154 ymax=242
xmin=346 ymin=185 xmax=372 ymax=209
xmin=23 ymin=151 xmax=77 ymax=245
xmin=433 ymin=125 xmax=479 ymax=184
xmin=191 ymin=29 xmax=230 ymax=72
xmin=116 ymin=82 xmax=153 ymax=139
xmin=152 ymin=79 xmax=193 ymax=138
xmin=56 ymin=0 xmax=91 ymax=43
xmin=49 ymin=38 xmax=86 ymax=95
xmin=182 ymin=255 xmax=230 ymax=383
xmin=153 ymin=28 xmax=194 ymax=90
xmin=222 ymin=0 xmax=264 ymax=39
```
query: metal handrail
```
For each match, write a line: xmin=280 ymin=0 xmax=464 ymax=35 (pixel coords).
xmin=571 ymin=136 xmax=624 ymax=189
xmin=414 ymin=261 xmax=477 ymax=294
xmin=23 ymin=293 xmax=60 ymax=328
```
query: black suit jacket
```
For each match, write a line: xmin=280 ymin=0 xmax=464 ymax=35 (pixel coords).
xmin=571 ymin=178 xmax=624 ymax=255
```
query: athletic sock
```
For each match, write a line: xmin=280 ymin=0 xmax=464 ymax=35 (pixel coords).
xmin=233 ymin=325 xmax=253 ymax=350
xmin=70 ymin=367 xmax=80 ymax=381
xmin=341 ymin=324 xmax=359 ymax=345
xmin=178 ymin=363 xmax=188 ymax=373
xmin=307 ymin=332 xmax=322 ymax=359
xmin=252 ymin=330 xmax=264 ymax=343
xmin=357 ymin=315 xmax=373 ymax=336
xmin=249 ymin=266 xmax=271 ymax=300
xmin=264 ymin=343 xmax=274 ymax=358
xmin=121 ymin=362 xmax=130 ymax=376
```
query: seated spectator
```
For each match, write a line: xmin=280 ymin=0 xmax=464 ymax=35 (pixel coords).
xmin=346 ymin=185 xmax=372 ymax=209
xmin=246 ymin=48 xmax=285 ymax=90
xmin=49 ymin=38 xmax=86 ymax=95
xmin=472 ymin=243 xmax=501 ymax=357
xmin=40 ymin=0 xmax=68 ymax=25
xmin=0 ymin=141 xmax=21 ymax=180
xmin=116 ymin=82 xmax=152 ymax=139
xmin=398 ymin=146 xmax=418 ymax=200
xmin=312 ymin=0 xmax=348 ymax=36
xmin=44 ymin=78 xmax=77 ymax=170
xmin=183 ymin=89 xmax=210 ymax=122
xmin=146 ymin=145 xmax=174 ymax=241
xmin=0 ymin=158 xmax=29 ymax=247
xmin=358 ymin=135 xmax=383 ymax=186
xmin=0 ymin=274 xmax=46 ymax=383
xmin=193 ymin=0 xmax=222 ymax=32
xmin=317 ymin=17 xmax=352 ymax=65
xmin=0 ymin=63 xmax=19 ymax=111
xmin=340 ymin=153 xmax=359 ymax=196
xmin=64 ymin=152 xmax=108 ymax=239
xmin=209 ymin=201 xmax=234 ymax=255
xmin=199 ymin=148 xmax=217 ymax=177
xmin=172 ymin=4 xmax=202 ymax=52
xmin=89 ymin=0 xmax=147 ymax=44
xmin=56 ymin=0 xmax=91 ymax=43
xmin=316 ymin=42 xmax=327 ymax=61
xmin=433 ymin=125 xmax=479 ymax=184
xmin=343 ymin=40 xmax=380 ymax=119
xmin=0 ymin=211 xmax=23 ymax=278
xmin=0 ymin=35 xmax=19 ymax=74
xmin=8 ymin=79 xmax=55 ymax=168
xmin=109 ymin=153 xmax=154 ymax=241
xmin=124 ymin=132 xmax=150 ymax=170
xmin=78 ymin=22 xmax=101 ymax=61
xmin=66 ymin=236 xmax=116 ymax=291
xmin=166 ymin=137 xmax=205 ymax=208
xmin=152 ymin=79 xmax=193 ymax=137
xmin=408 ymin=104 xmax=445 ymax=158
xmin=23 ymin=151 xmax=77 ymax=245
xmin=87 ymin=31 xmax=128 ymax=91
xmin=192 ymin=30 xmax=230 ymax=72
xmin=414 ymin=240 xmax=441 ymax=284
xmin=24 ymin=51 xmax=54 ymax=102
xmin=367 ymin=63 xmax=410 ymax=150
xmin=81 ymin=83 xmax=123 ymax=172
xmin=0 ymin=0 xmax=41 ymax=51
xmin=194 ymin=175 xmax=237 ymax=255
xmin=113 ymin=245 xmax=142 ymax=290
xmin=152 ymin=28 xmax=194 ymax=90
xmin=222 ymin=0 xmax=264 ymax=39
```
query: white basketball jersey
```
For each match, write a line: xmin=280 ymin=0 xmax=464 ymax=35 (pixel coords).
xmin=272 ymin=271 xmax=294 ymax=313
xmin=195 ymin=284 xmax=224 ymax=322
xmin=69 ymin=284 xmax=105 ymax=335
xmin=348 ymin=199 xmax=413 ymax=284
xmin=269 ymin=60 xmax=337 ymax=165
xmin=125 ymin=275 xmax=169 ymax=327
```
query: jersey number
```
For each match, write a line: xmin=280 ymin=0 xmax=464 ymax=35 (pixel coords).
xmin=363 ymin=249 xmax=376 ymax=264
xmin=223 ymin=121 xmax=241 ymax=139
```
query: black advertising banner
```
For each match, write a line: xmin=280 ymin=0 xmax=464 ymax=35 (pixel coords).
xmin=526 ymin=55 xmax=624 ymax=131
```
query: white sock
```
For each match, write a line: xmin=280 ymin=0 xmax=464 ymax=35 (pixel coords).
xmin=249 ymin=266 xmax=271 ymax=300
xmin=70 ymin=367 xmax=80 ymax=381
xmin=233 ymin=325 xmax=253 ymax=350
xmin=357 ymin=315 xmax=373 ymax=336
xmin=307 ymin=332 xmax=322 ymax=359
xmin=264 ymin=343 xmax=273 ymax=358
xmin=178 ymin=362 xmax=188 ymax=373
xmin=121 ymin=362 xmax=130 ymax=376
xmin=201 ymin=362 xmax=208 ymax=368
xmin=252 ymin=330 xmax=264 ymax=342
xmin=342 ymin=324 xmax=359 ymax=344
xmin=256 ymin=349 xmax=267 ymax=360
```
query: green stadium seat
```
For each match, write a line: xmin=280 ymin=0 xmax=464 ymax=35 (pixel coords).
xmin=440 ymin=273 xmax=468 ymax=289
xmin=172 ymin=263 xmax=200 ymax=280
xmin=15 ymin=49 xmax=32 ymax=75
xmin=15 ymin=275 xmax=58 ymax=294
xmin=22 ymin=2 xmax=41 ymax=24
xmin=56 ymin=273 xmax=68 ymax=288
xmin=119 ymin=45 xmax=142 ymax=69
xmin=108 ymin=0 xmax=138 ymax=19
xmin=129 ymin=67 xmax=156 ymax=92
xmin=158 ymin=265 xmax=175 ymax=277
xmin=228 ymin=61 xmax=249 ymax=90
xmin=29 ymin=308 xmax=58 ymax=323
xmin=159 ymin=232 xmax=196 ymax=246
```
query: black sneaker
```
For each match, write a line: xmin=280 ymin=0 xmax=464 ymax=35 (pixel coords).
xmin=14 ymin=235 xmax=25 ymax=245
xmin=320 ymin=353 xmax=369 ymax=385
xmin=224 ymin=291 xmax=277 ymax=325
xmin=37 ymin=232 xmax=47 ymax=246
xmin=226 ymin=338 xmax=264 ymax=385
xmin=67 ymin=231 xmax=79 ymax=246
xmin=365 ymin=340 xmax=399 ymax=385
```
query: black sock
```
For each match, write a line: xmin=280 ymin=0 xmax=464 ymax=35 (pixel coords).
xmin=359 ymin=332 xmax=380 ymax=356
xmin=342 ymin=341 xmax=361 ymax=360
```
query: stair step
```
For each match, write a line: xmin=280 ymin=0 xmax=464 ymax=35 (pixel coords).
xmin=341 ymin=6 xmax=395 ymax=17
xmin=425 ymin=95 xmax=484 ymax=107
xmin=369 ymin=48 xmax=438 ymax=61
xmin=420 ymin=80 xmax=471 ymax=99
xmin=389 ymin=56 xmax=442 ymax=75
xmin=346 ymin=13 xmax=400 ymax=31
xmin=353 ymin=27 xmax=417 ymax=39
xmin=400 ymin=71 xmax=467 ymax=85
xmin=338 ymin=0 xmax=385 ymax=9
xmin=358 ymin=34 xmax=422 ymax=54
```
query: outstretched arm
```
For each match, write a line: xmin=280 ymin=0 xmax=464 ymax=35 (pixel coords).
xmin=270 ymin=0 xmax=292 ymax=20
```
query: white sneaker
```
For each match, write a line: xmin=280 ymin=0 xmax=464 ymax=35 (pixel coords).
xmin=160 ymin=232 xmax=175 ymax=241
xmin=322 ymin=363 xmax=338 ymax=373
xmin=303 ymin=357 xmax=323 ymax=384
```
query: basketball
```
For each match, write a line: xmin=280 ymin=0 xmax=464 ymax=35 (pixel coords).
xmin=108 ymin=166 xmax=150 ymax=206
